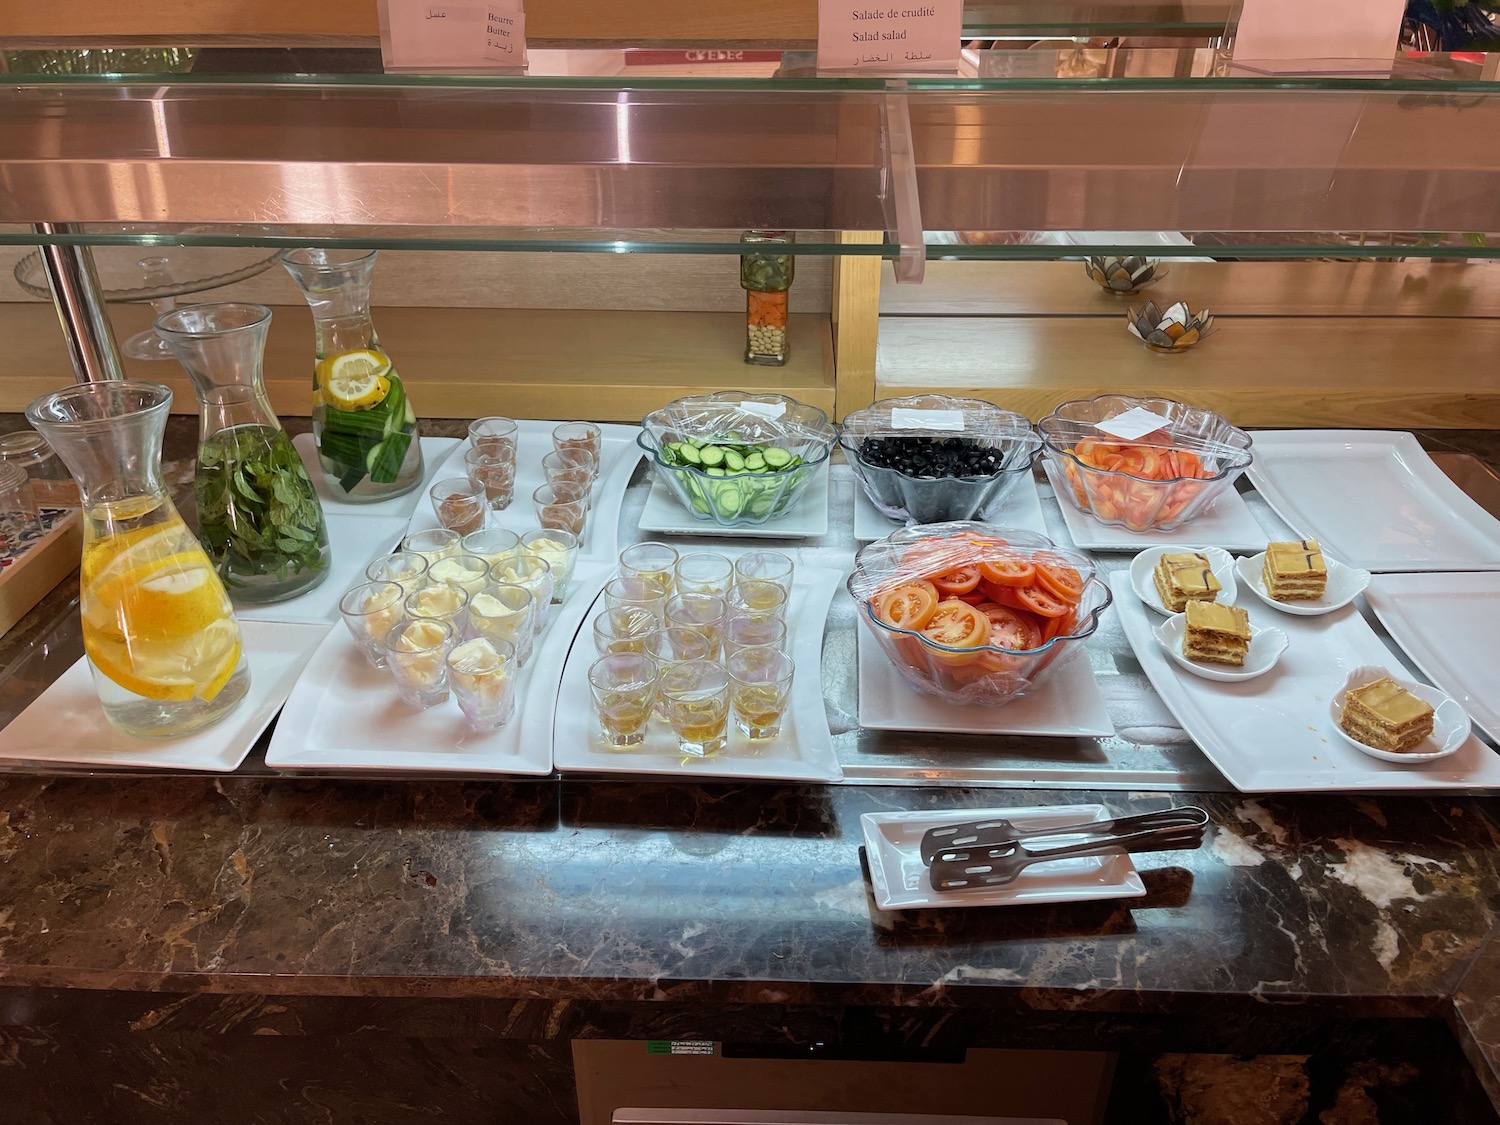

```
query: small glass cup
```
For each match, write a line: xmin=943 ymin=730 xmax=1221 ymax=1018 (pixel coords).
xmin=461 ymin=528 xmax=521 ymax=571
xmin=663 ymin=593 xmax=726 ymax=658
xmin=404 ymin=582 xmax=471 ymax=635
xmin=431 ymin=477 xmax=487 ymax=535
xmin=365 ymin=551 xmax=429 ymax=599
xmin=734 ymin=550 xmax=795 ymax=596
xmin=591 ymin=605 xmax=659 ymax=656
xmin=553 ymin=420 xmax=602 ymax=461
xmin=520 ymin=528 xmax=579 ymax=603
xmin=383 ymin=617 xmax=456 ymax=709
xmin=403 ymin=528 xmax=461 ymax=567
xmin=469 ymin=416 xmax=519 ymax=460
xmin=487 ymin=553 xmax=554 ymax=631
xmin=427 ymin=554 xmax=490 ymax=598
xmin=339 ymin=581 xmax=407 ymax=668
xmin=674 ymin=552 xmax=734 ymax=597
xmin=468 ymin=582 xmax=536 ymax=665
xmin=534 ymin=483 xmax=588 ymax=538
xmin=464 ymin=447 xmax=517 ymax=511
xmin=619 ymin=541 xmax=679 ymax=596
xmin=588 ymin=652 xmax=659 ymax=750
xmin=723 ymin=613 xmax=789 ymax=658
xmin=447 ymin=637 xmax=517 ymax=731
xmin=658 ymin=658 xmax=731 ymax=757
xmin=0 ymin=463 xmax=41 ymax=548
xmin=727 ymin=580 xmax=789 ymax=620
xmin=542 ymin=447 xmax=598 ymax=493
xmin=0 ymin=431 xmax=76 ymax=508
xmin=728 ymin=647 xmax=796 ymax=740
xmin=603 ymin=575 xmax=668 ymax=622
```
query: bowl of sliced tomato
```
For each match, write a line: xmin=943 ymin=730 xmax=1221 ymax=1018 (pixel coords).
xmin=1038 ymin=395 xmax=1253 ymax=533
xmin=849 ymin=523 xmax=1112 ymax=705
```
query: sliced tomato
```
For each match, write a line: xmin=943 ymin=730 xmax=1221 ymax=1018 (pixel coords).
xmin=974 ymin=602 xmax=1041 ymax=651
xmin=953 ymin=589 xmax=989 ymax=606
xmin=1032 ymin=556 xmax=1084 ymax=603
xmin=931 ymin=565 xmax=981 ymax=597
xmin=873 ymin=580 xmax=938 ymax=632
xmin=978 ymin=554 xmax=1035 ymax=588
xmin=1038 ymin=609 xmax=1077 ymax=644
xmin=920 ymin=599 xmax=991 ymax=663
xmin=982 ymin=581 xmax=1029 ymax=610
xmin=1015 ymin=583 xmax=1070 ymax=619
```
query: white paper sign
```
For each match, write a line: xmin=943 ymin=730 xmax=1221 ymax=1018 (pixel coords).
xmin=890 ymin=407 xmax=965 ymax=431
xmin=383 ymin=0 xmax=526 ymax=70
xmin=817 ymin=0 xmax=962 ymax=72
xmin=1233 ymin=0 xmax=1404 ymax=66
xmin=738 ymin=401 xmax=788 ymax=421
xmin=1095 ymin=407 xmax=1173 ymax=442
xmin=481 ymin=4 xmax=525 ymax=63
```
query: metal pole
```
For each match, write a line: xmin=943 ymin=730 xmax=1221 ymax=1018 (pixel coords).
xmin=33 ymin=223 xmax=126 ymax=383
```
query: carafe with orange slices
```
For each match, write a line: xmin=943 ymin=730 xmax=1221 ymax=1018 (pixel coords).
xmin=27 ymin=382 xmax=249 ymax=737
xmin=278 ymin=248 xmax=425 ymax=502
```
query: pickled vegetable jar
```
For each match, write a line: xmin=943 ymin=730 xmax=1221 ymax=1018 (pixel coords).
xmin=740 ymin=231 xmax=795 ymax=366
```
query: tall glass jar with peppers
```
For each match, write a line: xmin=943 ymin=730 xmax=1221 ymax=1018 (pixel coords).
xmin=740 ymin=231 xmax=795 ymax=366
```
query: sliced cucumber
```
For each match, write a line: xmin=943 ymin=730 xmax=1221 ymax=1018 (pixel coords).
xmin=761 ymin=446 xmax=793 ymax=469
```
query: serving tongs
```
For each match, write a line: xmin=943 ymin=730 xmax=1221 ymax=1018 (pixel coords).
xmin=924 ymin=806 xmax=1208 ymax=893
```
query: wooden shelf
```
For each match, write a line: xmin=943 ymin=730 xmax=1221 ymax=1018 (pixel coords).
xmin=0 ymin=304 xmax=834 ymax=423
xmin=876 ymin=315 xmax=1500 ymax=428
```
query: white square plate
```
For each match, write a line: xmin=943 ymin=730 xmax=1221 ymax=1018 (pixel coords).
xmin=1110 ymin=572 xmax=1500 ymax=793
xmin=638 ymin=463 xmax=830 ymax=539
xmin=852 ymin=472 xmax=1049 ymax=542
xmin=266 ymin=560 xmax=612 ymax=774
xmin=1042 ymin=460 xmax=1267 ymax=552
xmin=553 ymin=566 xmax=844 ymax=782
xmin=294 ymin=433 xmax=461 ymax=521
xmin=0 ymin=621 xmax=328 ymax=773
xmin=233 ymin=514 xmax=408 ymax=626
xmin=857 ymin=627 xmax=1114 ymax=738
xmin=861 ymin=804 xmax=1146 ymax=911
xmin=1365 ymin=572 xmax=1500 ymax=744
xmin=405 ymin=421 xmax=643 ymax=561
xmin=1245 ymin=430 xmax=1500 ymax=572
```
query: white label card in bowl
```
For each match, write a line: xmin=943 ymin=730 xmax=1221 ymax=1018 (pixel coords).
xmin=738 ymin=401 xmax=788 ymax=420
xmin=890 ymin=408 xmax=965 ymax=431
xmin=1095 ymin=407 xmax=1173 ymax=441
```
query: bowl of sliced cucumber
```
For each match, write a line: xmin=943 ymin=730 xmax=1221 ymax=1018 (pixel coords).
xmin=638 ymin=392 xmax=837 ymax=527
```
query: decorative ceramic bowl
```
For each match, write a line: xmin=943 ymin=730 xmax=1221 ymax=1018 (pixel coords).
xmin=1126 ymin=300 xmax=1215 ymax=352
xmin=1086 ymin=256 xmax=1164 ymax=295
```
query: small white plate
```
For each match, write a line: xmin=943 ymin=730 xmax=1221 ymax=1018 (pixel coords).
xmin=552 ymin=566 xmax=843 ymax=782
xmin=1329 ymin=665 xmax=1471 ymax=764
xmin=233 ymin=514 xmax=408 ymax=626
xmin=852 ymin=473 xmax=1049 ymax=542
xmin=856 ymin=626 xmax=1114 ymax=738
xmin=0 ymin=621 xmax=328 ymax=773
xmin=405 ymin=420 xmax=642 ymax=561
xmin=639 ymin=463 xmax=830 ymax=540
xmin=861 ymin=804 xmax=1147 ymax=911
xmin=1234 ymin=551 xmax=1371 ymax=617
xmin=266 ymin=560 xmax=612 ymax=774
xmin=1153 ymin=612 xmax=1288 ymax=682
xmin=1041 ymin=460 xmax=1267 ymax=552
xmin=1128 ymin=545 xmax=1238 ymax=616
xmin=294 ymin=433 xmax=461 ymax=521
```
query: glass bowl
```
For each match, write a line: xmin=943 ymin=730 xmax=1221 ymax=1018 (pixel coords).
xmin=637 ymin=392 xmax=837 ymax=528
xmin=838 ymin=394 xmax=1042 ymax=524
xmin=848 ymin=523 xmax=1112 ymax=706
xmin=1038 ymin=394 xmax=1253 ymax=533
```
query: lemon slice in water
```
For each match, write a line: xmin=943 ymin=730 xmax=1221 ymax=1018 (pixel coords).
xmin=318 ymin=349 xmax=392 ymax=410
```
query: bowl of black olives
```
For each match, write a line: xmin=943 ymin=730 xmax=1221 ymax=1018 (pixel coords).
xmin=839 ymin=395 xmax=1042 ymax=524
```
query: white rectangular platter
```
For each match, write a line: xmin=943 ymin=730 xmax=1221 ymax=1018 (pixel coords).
xmin=0 ymin=621 xmax=328 ymax=773
xmin=1245 ymin=430 xmax=1500 ymax=572
xmin=857 ymin=626 xmax=1114 ymax=738
xmin=1042 ymin=460 xmax=1267 ymax=552
xmin=1366 ymin=572 xmax=1500 ymax=745
xmin=405 ymin=421 xmax=642 ymax=561
xmin=639 ymin=462 xmax=831 ymax=539
xmin=852 ymin=472 xmax=1049 ymax=542
xmin=233 ymin=514 xmax=408 ymax=626
xmin=861 ymin=804 xmax=1146 ymax=911
xmin=266 ymin=560 xmax=613 ymax=775
xmin=294 ymin=433 xmax=461 ymax=521
xmin=1110 ymin=571 xmax=1500 ymax=793
xmin=552 ymin=566 xmax=844 ymax=782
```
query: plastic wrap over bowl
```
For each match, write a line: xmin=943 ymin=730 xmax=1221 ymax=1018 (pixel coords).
xmin=838 ymin=394 xmax=1042 ymax=524
xmin=637 ymin=392 xmax=836 ymax=528
xmin=1038 ymin=394 xmax=1253 ymax=533
xmin=849 ymin=522 xmax=1112 ymax=706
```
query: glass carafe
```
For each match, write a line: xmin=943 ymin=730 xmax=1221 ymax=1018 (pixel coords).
xmin=277 ymin=248 xmax=425 ymax=502
xmin=26 ymin=382 xmax=251 ymax=738
xmin=155 ymin=302 xmax=331 ymax=605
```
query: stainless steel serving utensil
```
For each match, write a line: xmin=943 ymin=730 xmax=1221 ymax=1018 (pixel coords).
xmin=919 ymin=806 xmax=1208 ymax=865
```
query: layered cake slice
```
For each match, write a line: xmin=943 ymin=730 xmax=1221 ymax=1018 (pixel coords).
xmin=1339 ymin=677 xmax=1434 ymax=753
xmin=1182 ymin=599 xmax=1251 ymax=666
xmin=1263 ymin=539 xmax=1327 ymax=601
xmin=1153 ymin=551 xmax=1222 ymax=613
